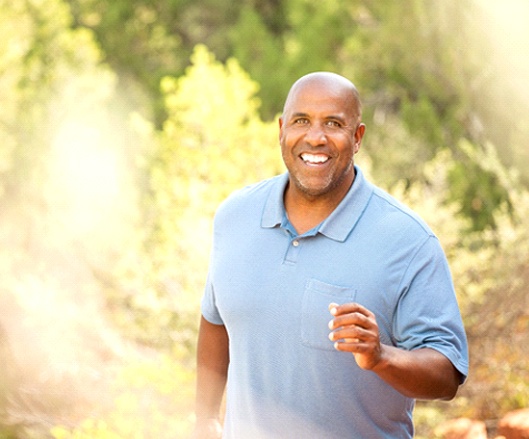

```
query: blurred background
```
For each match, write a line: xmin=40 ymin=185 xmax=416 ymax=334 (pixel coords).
xmin=0 ymin=0 xmax=528 ymax=437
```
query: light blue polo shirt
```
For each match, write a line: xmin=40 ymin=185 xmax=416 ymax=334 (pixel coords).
xmin=201 ymin=166 xmax=469 ymax=439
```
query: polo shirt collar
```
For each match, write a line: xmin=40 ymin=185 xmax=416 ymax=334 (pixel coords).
xmin=261 ymin=166 xmax=374 ymax=242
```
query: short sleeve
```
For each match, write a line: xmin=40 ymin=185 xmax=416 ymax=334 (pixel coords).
xmin=393 ymin=236 xmax=469 ymax=382
xmin=201 ymin=270 xmax=224 ymax=325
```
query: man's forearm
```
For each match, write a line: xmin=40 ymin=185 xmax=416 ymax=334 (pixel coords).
xmin=195 ymin=364 xmax=228 ymax=420
xmin=195 ymin=317 xmax=229 ymax=420
xmin=371 ymin=346 xmax=461 ymax=400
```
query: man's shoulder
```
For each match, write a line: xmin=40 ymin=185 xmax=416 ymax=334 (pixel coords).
xmin=369 ymin=186 xmax=434 ymax=237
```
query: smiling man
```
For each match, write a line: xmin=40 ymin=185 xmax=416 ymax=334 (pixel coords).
xmin=192 ymin=72 xmax=468 ymax=439
xmin=279 ymin=73 xmax=365 ymax=234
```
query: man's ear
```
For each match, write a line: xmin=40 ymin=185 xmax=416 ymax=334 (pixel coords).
xmin=354 ymin=123 xmax=366 ymax=153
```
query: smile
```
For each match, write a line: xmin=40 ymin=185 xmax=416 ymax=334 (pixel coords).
xmin=301 ymin=153 xmax=330 ymax=164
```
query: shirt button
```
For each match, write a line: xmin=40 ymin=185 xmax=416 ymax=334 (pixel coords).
xmin=292 ymin=240 xmax=299 ymax=247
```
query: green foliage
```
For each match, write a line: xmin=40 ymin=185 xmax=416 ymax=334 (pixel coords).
xmin=65 ymin=0 xmax=244 ymax=124
xmin=50 ymin=355 xmax=195 ymax=439
xmin=227 ymin=6 xmax=287 ymax=118
xmin=342 ymin=1 xmax=472 ymax=188
xmin=447 ymin=140 xmax=515 ymax=232
xmin=159 ymin=45 xmax=283 ymax=201
xmin=0 ymin=0 xmax=102 ymax=201
xmin=413 ymin=405 xmax=451 ymax=439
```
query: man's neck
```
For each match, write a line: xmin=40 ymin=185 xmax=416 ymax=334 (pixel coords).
xmin=283 ymin=178 xmax=354 ymax=235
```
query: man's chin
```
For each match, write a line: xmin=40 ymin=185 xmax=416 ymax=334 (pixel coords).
xmin=293 ymin=179 xmax=334 ymax=199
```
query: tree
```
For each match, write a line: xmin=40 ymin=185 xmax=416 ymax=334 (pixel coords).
xmin=134 ymin=45 xmax=283 ymax=348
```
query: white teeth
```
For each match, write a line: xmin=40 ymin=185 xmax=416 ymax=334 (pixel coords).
xmin=301 ymin=153 xmax=329 ymax=164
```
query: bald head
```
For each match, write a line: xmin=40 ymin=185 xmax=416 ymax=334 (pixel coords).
xmin=283 ymin=72 xmax=362 ymax=121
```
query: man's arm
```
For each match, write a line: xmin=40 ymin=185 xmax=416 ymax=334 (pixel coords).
xmin=328 ymin=303 xmax=461 ymax=400
xmin=192 ymin=316 xmax=229 ymax=438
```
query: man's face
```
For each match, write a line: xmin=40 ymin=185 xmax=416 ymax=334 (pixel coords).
xmin=279 ymin=81 xmax=365 ymax=201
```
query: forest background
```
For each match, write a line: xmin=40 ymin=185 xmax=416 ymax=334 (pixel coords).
xmin=0 ymin=0 xmax=528 ymax=438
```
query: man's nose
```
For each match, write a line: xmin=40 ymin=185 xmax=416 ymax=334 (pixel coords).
xmin=304 ymin=123 xmax=327 ymax=146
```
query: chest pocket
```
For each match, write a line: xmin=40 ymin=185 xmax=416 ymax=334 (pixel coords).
xmin=301 ymin=278 xmax=357 ymax=351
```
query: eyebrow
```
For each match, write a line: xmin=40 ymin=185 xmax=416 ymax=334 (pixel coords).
xmin=290 ymin=112 xmax=349 ymax=125
xmin=290 ymin=112 xmax=309 ymax=119
xmin=290 ymin=112 xmax=347 ymax=121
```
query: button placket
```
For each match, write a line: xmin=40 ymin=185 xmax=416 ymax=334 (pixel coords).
xmin=284 ymin=237 xmax=302 ymax=264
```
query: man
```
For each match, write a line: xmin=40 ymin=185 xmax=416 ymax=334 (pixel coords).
xmin=193 ymin=72 xmax=468 ymax=438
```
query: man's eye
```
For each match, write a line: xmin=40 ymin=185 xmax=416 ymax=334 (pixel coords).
xmin=294 ymin=118 xmax=309 ymax=125
xmin=325 ymin=120 xmax=341 ymax=128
